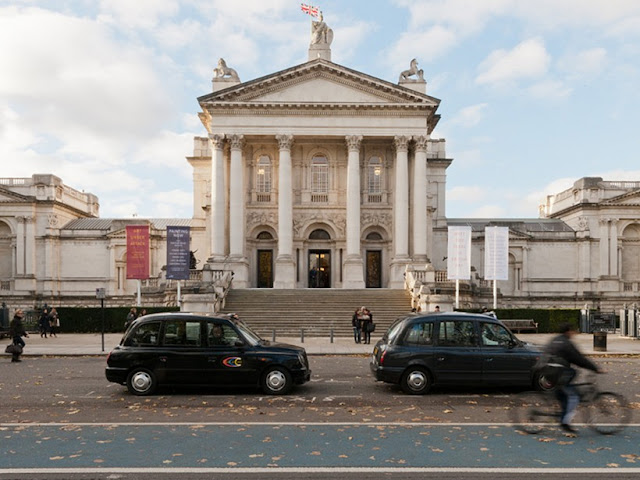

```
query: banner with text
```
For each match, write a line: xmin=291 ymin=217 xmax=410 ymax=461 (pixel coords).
xmin=484 ymin=226 xmax=509 ymax=280
xmin=166 ymin=226 xmax=191 ymax=280
xmin=126 ymin=225 xmax=150 ymax=279
xmin=447 ymin=226 xmax=472 ymax=280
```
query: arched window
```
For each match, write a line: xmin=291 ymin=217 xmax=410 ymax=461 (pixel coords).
xmin=256 ymin=155 xmax=272 ymax=202
xmin=257 ymin=231 xmax=273 ymax=240
xmin=367 ymin=156 xmax=383 ymax=203
xmin=309 ymin=229 xmax=331 ymax=240
xmin=311 ymin=155 xmax=329 ymax=202
xmin=366 ymin=232 xmax=383 ymax=241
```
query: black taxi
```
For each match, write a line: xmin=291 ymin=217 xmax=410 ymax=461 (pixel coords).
xmin=106 ymin=312 xmax=311 ymax=395
xmin=370 ymin=312 xmax=550 ymax=394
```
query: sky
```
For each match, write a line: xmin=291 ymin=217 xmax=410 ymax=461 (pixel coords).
xmin=2 ymin=0 xmax=640 ymax=220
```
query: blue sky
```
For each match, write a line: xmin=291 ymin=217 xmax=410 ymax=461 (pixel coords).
xmin=1 ymin=0 xmax=639 ymax=219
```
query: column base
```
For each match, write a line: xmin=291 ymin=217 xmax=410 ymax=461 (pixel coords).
xmin=226 ymin=256 xmax=250 ymax=288
xmin=388 ymin=257 xmax=411 ymax=289
xmin=343 ymin=256 xmax=365 ymax=289
xmin=274 ymin=255 xmax=295 ymax=289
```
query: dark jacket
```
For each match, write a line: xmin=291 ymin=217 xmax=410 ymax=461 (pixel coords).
xmin=10 ymin=315 xmax=27 ymax=338
xmin=545 ymin=333 xmax=599 ymax=372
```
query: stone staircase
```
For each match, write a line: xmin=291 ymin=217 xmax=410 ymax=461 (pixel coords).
xmin=221 ymin=289 xmax=413 ymax=338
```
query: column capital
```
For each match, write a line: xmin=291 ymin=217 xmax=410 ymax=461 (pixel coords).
xmin=414 ymin=135 xmax=428 ymax=152
xmin=345 ymin=135 xmax=363 ymax=152
xmin=228 ymin=134 xmax=245 ymax=151
xmin=276 ymin=134 xmax=294 ymax=151
xmin=209 ymin=134 xmax=225 ymax=150
xmin=393 ymin=135 xmax=410 ymax=152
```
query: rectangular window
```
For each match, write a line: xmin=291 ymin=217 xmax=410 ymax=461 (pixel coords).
xmin=438 ymin=320 xmax=476 ymax=347
xmin=128 ymin=321 xmax=161 ymax=346
xmin=163 ymin=320 xmax=201 ymax=346
xmin=404 ymin=322 xmax=434 ymax=346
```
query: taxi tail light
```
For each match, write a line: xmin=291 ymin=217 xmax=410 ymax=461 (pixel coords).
xmin=379 ymin=350 xmax=387 ymax=365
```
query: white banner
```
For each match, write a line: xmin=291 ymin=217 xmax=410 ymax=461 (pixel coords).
xmin=447 ymin=226 xmax=472 ymax=280
xmin=484 ymin=226 xmax=509 ymax=280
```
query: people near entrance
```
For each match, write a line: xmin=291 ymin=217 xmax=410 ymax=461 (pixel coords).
xmin=125 ymin=307 xmax=138 ymax=330
xmin=9 ymin=309 xmax=28 ymax=363
xmin=351 ymin=308 xmax=362 ymax=343
xmin=49 ymin=308 xmax=59 ymax=337
xmin=39 ymin=308 xmax=50 ymax=338
xmin=358 ymin=306 xmax=374 ymax=344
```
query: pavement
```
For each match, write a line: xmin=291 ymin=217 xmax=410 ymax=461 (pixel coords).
xmin=3 ymin=331 xmax=640 ymax=356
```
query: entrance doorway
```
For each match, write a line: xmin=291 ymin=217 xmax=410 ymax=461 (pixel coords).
xmin=366 ymin=250 xmax=382 ymax=288
xmin=257 ymin=250 xmax=273 ymax=288
xmin=308 ymin=250 xmax=331 ymax=288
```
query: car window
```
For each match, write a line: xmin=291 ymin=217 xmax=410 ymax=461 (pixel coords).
xmin=207 ymin=322 xmax=241 ymax=347
xmin=481 ymin=322 xmax=512 ymax=347
xmin=386 ymin=320 xmax=405 ymax=343
xmin=437 ymin=320 xmax=476 ymax=347
xmin=127 ymin=321 xmax=161 ymax=346
xmin=163 ymin=320 xmax=201 ymax=346
xmin=404 ymin=322 xmax=434 ymax=346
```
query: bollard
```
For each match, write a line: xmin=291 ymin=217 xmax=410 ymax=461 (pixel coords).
xmin=272 ymin=329 xmax=276 ymax=342
xmin=330 ymin=328 xmax=334 ymax=343
xmin=300 ymin=328 xmax=305 ymax=343
xmin=593 ymin=331 xmax=607 ymax=352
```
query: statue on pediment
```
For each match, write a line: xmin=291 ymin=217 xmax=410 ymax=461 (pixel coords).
xmin=213 ymin=58 xmax=240 ymax=82
xmin=310 ymin=11 xmax=333 ymax=46
xmin=399 ymin=59 xmax=424 ymax=82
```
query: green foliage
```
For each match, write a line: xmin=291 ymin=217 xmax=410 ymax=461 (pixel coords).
xmin=51 ymin=307 xmax=180 ymax=333
xmin=459 ymin=308 xmax=581 ymax=333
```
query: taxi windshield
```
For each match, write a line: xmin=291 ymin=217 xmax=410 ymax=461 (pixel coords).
xmin=232 ymin=318 xmax=263 ymax=346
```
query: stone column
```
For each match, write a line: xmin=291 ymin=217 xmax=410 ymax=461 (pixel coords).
xmin=389 ymin=135 xmax=410 ymax=287
xmin=413 ymin=136 xmax=428 ymax=262
xmin=599 ymin=218 xmax=610 ymax=276
xmin=15 ymin=217 xmax=25 ymax=275
xmin=228 ymin=134 xmax=245 ymax=257
xmin=24 ymin=216 xmax=35 ymax=276
xmin=394 ymin=135 xmax=410 ymax=258
xmin=343 ymin=135 xmax=365 ymax=288
xmin=209 ymin=134 xmax=226 ymax=260
xmin=610 ymin=219 xmax=618 ymax=276
xmin=274 ymin=134 xmax=295 ymax=288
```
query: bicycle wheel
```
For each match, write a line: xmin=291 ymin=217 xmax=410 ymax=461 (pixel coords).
xmin=510 ymin=391 xmax=558 ymax=434
xmin=586 ymin=392 xmax=631 ymax=435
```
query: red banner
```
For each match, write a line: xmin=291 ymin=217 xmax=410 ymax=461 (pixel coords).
xmin=126 ymin=225 xmax=150 ymax=279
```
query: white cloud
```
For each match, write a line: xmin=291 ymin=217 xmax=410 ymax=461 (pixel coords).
xmin=527 ymin=79 xmax=572 ymax=99
xmin=558 ymin=48 xmax=608 ymax=76
xmin=468 ymin=204 xmax=507 ymax=218
xmin=384 ymin=26 xmax=458 ymax=71
xmin=476 ymin=38 xmax=551 ymax=86
xmin=449 ymin=103 xmax=489 ymax=127
xmin=448 ymin=185 xmax=487 ymax=202
xmin=98 ymin=0 xmax=179 ymax=30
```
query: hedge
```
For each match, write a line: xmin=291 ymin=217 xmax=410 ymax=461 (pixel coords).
xmin=460 ymin=308 xmax=581 ymax=333
xmin=48 ymin=307 xmax=180 ymax=333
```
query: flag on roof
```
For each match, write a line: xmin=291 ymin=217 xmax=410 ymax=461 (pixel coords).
xmin=301 ymin=3 xmax=320 ymax=17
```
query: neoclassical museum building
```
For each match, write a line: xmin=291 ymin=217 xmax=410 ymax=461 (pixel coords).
xmin=2 ymin=23 xmax=640 ymax=312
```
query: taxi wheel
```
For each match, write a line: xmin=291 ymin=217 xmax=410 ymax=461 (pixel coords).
xmin=533 ymin=372 xmax=555 ymax=392
xmin=261 ymin=366 xmax=293 ymax=395
xmin=401 ymin=367 xmax=431 ymax=395
xmin=126 ymin=368 xmax=157 ymax=396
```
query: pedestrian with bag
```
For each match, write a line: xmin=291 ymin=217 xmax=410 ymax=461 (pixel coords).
xmin=9 ymin=308 xmax=28 ymax=363
xmin=360 ymin=306 xmax=374 ymax=344
xmin=49 ymin=307 xmax=59 ymax=337
xmin=39 ymin=308 xmax=50 ymax=338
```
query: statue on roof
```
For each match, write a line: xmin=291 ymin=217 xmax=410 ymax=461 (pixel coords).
xmin=399 ymin=59 xmax=424 ymax=82
xmin=213 ymin=58 xmax=240 ymax=82
xmin=310 ymin=11 xmax=333 ymax=46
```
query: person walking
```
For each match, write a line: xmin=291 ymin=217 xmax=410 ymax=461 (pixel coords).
xmin=49 ymin=308 xmax=59 ymax=337
xmin=9 ymin=309 xmax=28 ymax=362
xmin=39 ymin=308 xmax=50 ymax=338
xmin=351 ymin=308 xmax=362 ymax=344
xmin=544 ymin=323 xmax=602 ymax=433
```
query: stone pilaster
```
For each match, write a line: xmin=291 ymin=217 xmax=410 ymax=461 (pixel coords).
xmin=344 ymin=135 xmax=365 ymax=288
xmin=413 ymin=136 xmax=428 ymax=262
xmin=274 ymin=134 xmax=295 ymax=288
xmin=390 ymin=135 xmax=411 ymax=287
xmin=209 ymin=134 xmax=226 ymax=261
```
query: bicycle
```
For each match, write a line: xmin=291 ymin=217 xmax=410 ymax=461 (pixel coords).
xmin=510 ymin=370 xmax=631 ymax=435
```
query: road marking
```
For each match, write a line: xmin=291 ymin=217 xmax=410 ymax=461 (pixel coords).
xmin=3 ymin=421 xmax=640 ymax=426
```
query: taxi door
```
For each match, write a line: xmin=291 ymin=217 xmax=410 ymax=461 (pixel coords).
xmin=431 ymin=319 xmax=483 ymax=385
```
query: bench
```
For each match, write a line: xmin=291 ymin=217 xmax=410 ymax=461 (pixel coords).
xmin=500 ymin=319 xmax=538 ymax=333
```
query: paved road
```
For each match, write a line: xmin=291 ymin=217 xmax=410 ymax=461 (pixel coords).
xmin=1 ymin=356 xmax=639 ymax=478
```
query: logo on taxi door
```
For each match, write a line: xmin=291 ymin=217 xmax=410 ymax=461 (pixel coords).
xmin=222 ymin=356 xmax=243 ymax=368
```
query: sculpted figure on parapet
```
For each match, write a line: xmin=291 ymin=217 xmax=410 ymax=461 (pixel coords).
xmin=310 ymin=11 xmax=333 ymax=46
xmin=213 ymin=58 xmax=240 ymax=81
xmin=399 ymin=58 xmax=424 ymax=82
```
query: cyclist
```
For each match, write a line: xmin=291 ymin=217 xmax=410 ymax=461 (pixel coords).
xmin=544 ymin=323 xmax=602 ymax=433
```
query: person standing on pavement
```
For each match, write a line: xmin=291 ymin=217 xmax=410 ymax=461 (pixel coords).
xmin=49 ymin=308 xmax=59 ymax=337
xmin=544 ymin=323 xmax=602 ymax=433
xmin=351 ymin=308 xmax=362 ymax=344
xmin=124 ymin=307 xmax=137 ymax=330
xmin=360 ymin=306 xmax=373 ymax=344
xmin=9 ymin=309 xmax=28 ymax=362
xmin=39 ymin=308 xmax=50 ymax=338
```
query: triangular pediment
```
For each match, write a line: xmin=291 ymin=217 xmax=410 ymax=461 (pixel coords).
xmin=0 ymin=187 xmax=29 ymax=203
xmin=199 ymin=59 xmax=440 ymax=108
xmin=602 ymin=190 xmax=640 ymax=206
